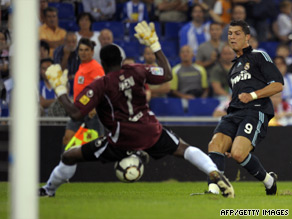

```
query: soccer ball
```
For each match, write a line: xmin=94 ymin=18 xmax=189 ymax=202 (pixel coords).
xmin=115 ymin=155 xmax=144 ymax=182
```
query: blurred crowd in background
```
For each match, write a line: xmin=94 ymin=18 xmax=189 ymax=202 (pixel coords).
xmin=1 ymin=0 xmax=292 ymax=126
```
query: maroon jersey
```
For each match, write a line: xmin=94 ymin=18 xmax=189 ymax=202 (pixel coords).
xmin=74 ymin=64 xmax=166 ymax=150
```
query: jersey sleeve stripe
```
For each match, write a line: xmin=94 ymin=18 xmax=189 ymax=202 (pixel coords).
xmin=253 ymin=49 xmax=273 ymax=63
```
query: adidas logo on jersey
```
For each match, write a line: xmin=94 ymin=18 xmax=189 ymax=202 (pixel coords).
xmin=231 ymin=70 xmax=251 ymax=87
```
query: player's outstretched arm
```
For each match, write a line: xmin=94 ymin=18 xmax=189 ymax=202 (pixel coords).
xmin=134 ymin=21 xmax=172 ymax=82
xmin=58 ymin=95 xmax=83 ymax=120
xmin=45 ymin=64 xmax=84 ymax=121
xmin=155 ymin=50 xmax=172 ymax=82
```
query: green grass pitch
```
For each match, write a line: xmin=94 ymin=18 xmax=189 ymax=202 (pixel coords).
xmin=1 ymin=181 xmax=292 ymax=218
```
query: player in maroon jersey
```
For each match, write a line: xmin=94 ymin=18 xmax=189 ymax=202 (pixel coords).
xmin=39 ymin=21 xmax=234 ymax=198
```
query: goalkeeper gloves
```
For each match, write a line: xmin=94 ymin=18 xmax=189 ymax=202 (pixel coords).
xmin=134 ymin=21 xmax=161 ymax=53
xmin=45 ymin=64 xmax=68 ymax=97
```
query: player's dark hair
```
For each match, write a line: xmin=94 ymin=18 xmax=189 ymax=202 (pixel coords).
xmin=40 ymin=58 xmax=54 ymax=65
xmin=78 ymin=38 xmax=96 ymax=51
xmin=77 ymin=12 xmax=94 ymax=30
xmin=100 ymin=44 xmax=123 ymax=67
xmin=40 ymin=40 xmax=50 ymax=53
xmin=230 ymin=20 xmax=250 ymax=35
xmin=44 ymin=7 xmax=58 ymax=17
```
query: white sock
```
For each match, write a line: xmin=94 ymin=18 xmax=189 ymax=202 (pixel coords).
xmin=263 ymin=173 xmax=274 ymax=189
xmin=184 ymin=146 xmax=218 ymax=175
xmin=43 ymin=161 xmax=77 ymax=195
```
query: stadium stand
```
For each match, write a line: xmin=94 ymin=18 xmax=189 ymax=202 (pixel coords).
xmin=92 ymin=21 xmax=124 ymax=39
xmin=149 ymin=97 xmax=220 ymax=116
xmin=187 ymin=98 xmax=220 ymax=116
xmin=76 ymin=2 xmax=84 ymax=14
xmin=0 ymin=101 xmax=9 ymax=117
xmin=58 ymin=20 xmax=79 ymax=32
xmin=149 ymin=97 xmax=185 ymax=116
xmin=160 ymin=39 xmax=179 ymax=59
xmin=164 ymin=22 xmax=186 ymax=40
xmin=114 ymin=39 xmax=143 ymax=59
xmin=115 ymin=3 xmax=124 ymax=21
xmin=258 ymin=41 xmax=279 ymax=59
xmin=1 ymin=2 xmax=288 ymax=118
xmin=48 ymin=2 xmax=75 ymax=21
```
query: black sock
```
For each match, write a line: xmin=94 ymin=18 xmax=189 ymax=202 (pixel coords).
xmin=240 ymin=154 xmax=267 ymax=181
xmin=209 ymin=152 xmax=225 ymax=171
xmin=208 ymin=152 xmax=225 ymax=184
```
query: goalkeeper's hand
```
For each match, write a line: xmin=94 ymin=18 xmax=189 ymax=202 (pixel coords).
xmin=134 ymin=21 xmax=161 ymax=53
xmin=45 ymin=64 xmax=68 ymax=97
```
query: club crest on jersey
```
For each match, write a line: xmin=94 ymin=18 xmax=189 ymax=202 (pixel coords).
xmin=150 ymin=67 xmax=164 ymax=76
xmin=244 ymin=62 xmax=250 ymax=70
xmin=86 ymin=89 xmax=94 ymax=98
xmin=79 ymin=95 xmax=90 ymax=105
xmin=78 ymin=76 xmax=84 ymax=84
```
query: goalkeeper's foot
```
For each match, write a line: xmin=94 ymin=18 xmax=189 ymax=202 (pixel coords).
xmin=265 ymin=172 xmax=277 ymax=195
xmin=209 ymin=171 xmax=234 ymax=198
xmin=39 ymin=187 xmax=55 ymax=197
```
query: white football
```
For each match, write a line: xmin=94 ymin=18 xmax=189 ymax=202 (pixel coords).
xmin=115 ymin=155 xmax=144 ymax=182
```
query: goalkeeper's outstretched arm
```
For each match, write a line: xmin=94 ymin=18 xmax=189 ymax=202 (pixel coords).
xmin=45 ymin=64 xmax=85 ymax=121
xmin=134 ymin=21 xmax=172 ymax=82
xmin=58 ymin=94 xmax=84 ymax=121
xmin=155 ymin=50 xmax=172 ymax=82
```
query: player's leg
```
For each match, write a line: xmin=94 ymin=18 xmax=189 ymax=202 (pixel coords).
xmin=39 ymin=136 xmax=110 ymax=197
xmin=63 ymin=119 xmax=83 ymax=146
xmin=62 ymin=129 xmax=76 ymax=146
xmin=232 ymin=111 xmax=277 ymax=195
xmin=208 ymin=133 xmax=232 ymax=171
xmin=39 ymin=146 xmax=85 ymax=197
xmin=146 ymin=128 xmax=234 ymax=197
xmin=174 ymin=140 xmax=218 ymax=175
xmin=145 ymin=128 xmax=218 ymax=173
xmin=207 ymin=114 xmax=237 ymax=194
xmin=207 ymin=133 xmax=232 ymax=193
xmin=173 ymin=140 xmax=234 ymax=198
xmin=231 ymin=136 xmax=277 ymax=195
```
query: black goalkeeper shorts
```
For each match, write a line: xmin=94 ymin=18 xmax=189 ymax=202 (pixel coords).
xmin=81 ymin=127 xmax=180 ymax=162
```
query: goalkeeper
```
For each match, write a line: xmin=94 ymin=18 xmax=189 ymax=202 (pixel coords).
xmin=39 ymin=21 xmax=235 ymax=198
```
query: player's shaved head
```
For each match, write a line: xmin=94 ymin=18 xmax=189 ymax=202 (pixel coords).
xmin=100 ymin=44 xmax=123 ymax=71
